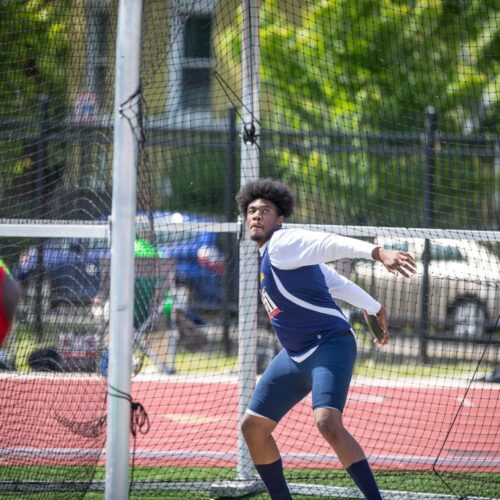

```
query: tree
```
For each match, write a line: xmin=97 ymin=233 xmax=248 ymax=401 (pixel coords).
xmin=0 ymin=0 xmax=71 ymax=212
xmin=0 ymin=0 xmax=70 ymax=118
xmin=219 ymin=0 xmax=499 ymax=226
xmin=255 ymin=0 xmax=500 ymax=134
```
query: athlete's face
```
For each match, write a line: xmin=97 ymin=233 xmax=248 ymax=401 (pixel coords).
xmin=246 ymin=198 xmax=284 ymax=247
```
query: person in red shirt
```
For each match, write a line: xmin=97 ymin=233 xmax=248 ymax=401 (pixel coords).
xmin=0 ymin=264 xmax=21 ymax=347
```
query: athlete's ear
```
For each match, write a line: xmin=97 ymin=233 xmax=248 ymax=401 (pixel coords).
xmin=277 ymin=215 xmax=285 ymax=226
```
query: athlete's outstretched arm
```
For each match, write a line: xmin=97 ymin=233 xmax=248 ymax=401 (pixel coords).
xmin=269 ymin=229 xmax=417 ymax=278
xmin=321 ymin=264 xmax=380 ymax=313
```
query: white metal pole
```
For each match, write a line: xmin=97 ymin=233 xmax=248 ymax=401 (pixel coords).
xmin=237 ymin=0 xmax=260 ymax=480
xmin=105 ymin=1 xmax=143 ymax=498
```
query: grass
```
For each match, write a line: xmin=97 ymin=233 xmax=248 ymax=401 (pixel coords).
xmin=8 ymin=320 xmax=496 ymax=380
xmin=354 ymin=355 xmax=487 ymax=380
xmin=166 ymin=349 xmax=237 ymax=375
xmin=351 ymin=320 xmax=495 ymax=380
xmin=0 ymin=466 xmax=498 ymax=498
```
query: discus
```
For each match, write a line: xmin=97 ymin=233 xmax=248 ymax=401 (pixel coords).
xmin=362 ymin=310 xmax=386 ymax=344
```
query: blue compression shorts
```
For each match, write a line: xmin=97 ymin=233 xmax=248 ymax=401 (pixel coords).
xmin=247 ymin=332 xmax=357 ymax=423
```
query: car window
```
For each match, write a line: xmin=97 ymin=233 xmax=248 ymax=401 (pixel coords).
xmin=85 ymin=238 xmax=110 ymax=250
xmin=429 ymin=242 xmax=466 ymax=262
xmin=384 ymin=241 xmax=409 ymax=252
xmin=156 ymin=232 xmax=197 ymax=244
xmin=45 ymin=239 xmax=75 ymax=249
xmin=85 ymin=232 xmax=213 ymax=252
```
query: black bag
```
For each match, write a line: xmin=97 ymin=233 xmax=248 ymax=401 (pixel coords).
xmin=28 ymin=347 xmax=64 ymax=372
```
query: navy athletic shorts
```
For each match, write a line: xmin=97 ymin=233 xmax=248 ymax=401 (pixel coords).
xmin=247 ymin=331 xmax=357 ymax=423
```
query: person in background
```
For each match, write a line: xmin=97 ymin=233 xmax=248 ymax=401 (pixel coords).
xmin=235 ymin=178 xmax=416 ymax=500
xmin=479 ymin=365 xmax=500 ymax=383
xmin=0 ymin=259 xmax=21 ymax=348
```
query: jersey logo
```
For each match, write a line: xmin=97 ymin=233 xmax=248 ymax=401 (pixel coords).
xmin=261 ymin=286 xmax=280 ymax=319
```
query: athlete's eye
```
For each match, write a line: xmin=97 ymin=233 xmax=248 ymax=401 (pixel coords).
xmin=248 ymin=207 xmax=273 ymax=216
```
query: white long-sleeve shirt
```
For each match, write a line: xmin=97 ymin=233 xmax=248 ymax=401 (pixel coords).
xmin=259 ymin=228 xmax=380 ymax=357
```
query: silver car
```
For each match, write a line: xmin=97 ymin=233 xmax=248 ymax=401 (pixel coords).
xmin=349 ymin=237 xmax=500 ymax=339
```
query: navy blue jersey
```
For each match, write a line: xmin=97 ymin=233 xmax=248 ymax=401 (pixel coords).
xmin=260 ymin=245 xmax=351 ymax=356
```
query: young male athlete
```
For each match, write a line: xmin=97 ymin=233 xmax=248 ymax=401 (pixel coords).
xmin=236 ymin=178 xmax=416 ymax=500
xmin=0 ymin=261 xmax=21 ymax=348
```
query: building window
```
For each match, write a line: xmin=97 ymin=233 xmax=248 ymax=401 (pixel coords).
xmin=73 ymin=5 xmax=109 ymax=125
xmin=167 ymin=2 xmax=215 ymax=121
xmin=85 ymin=6 xmax=109 ymax=108
xmin=184 ymin=14 xmax=211 ymax=59
xmin=181 ymin=14 xmax=212 ymax=110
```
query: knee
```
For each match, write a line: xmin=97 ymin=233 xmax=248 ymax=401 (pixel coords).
xmin=240 ymin=414 xmax=252 ymax=438
xmin=315 ymin=410 xmax=344 ymax=442
xmin=241 ymin=414 xmax=273 ymax=443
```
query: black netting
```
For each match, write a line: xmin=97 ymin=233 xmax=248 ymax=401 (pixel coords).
xmin=0 ymin=1 xmax=499 ymax=498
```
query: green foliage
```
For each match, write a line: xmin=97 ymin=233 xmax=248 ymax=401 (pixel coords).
xmin=163 ymin=143 xmax=237 ymax=216
xmin=0 ymin=0 xmax=71 ymax=117
xmin=222 ymin=0 xmax=500 ymax=132
xmin=220 ymin=1 xmax=499 ymax=226
xmin=258 ymin=0 xmax=500 ymax=135
xmin=0 ymin=0 xmax=71 ymax=197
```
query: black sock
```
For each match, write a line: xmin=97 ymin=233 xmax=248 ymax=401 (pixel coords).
xmin=346 ymin=459 xmax=382 ymax=500
xmin=255 ymin=458 xmax=292 ymax=500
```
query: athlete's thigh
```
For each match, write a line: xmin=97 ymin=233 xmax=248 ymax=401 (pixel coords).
xmin=309 ymin=333 xmax=357 ymax=413
xmin=248 ymin=348 xmax=312 ymax=423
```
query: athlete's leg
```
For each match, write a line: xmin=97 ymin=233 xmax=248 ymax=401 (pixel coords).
xmin=315 ymin=407 xmax=381 ymax=500
xmin=242 ymin=347 xmax=310 ymax=460
xmin=241 ymin=412 xmax=279 ymax=464
xmin=314 ymin=407 xmax=365 ymax=467
xmin=241 ymin=413 xmax=291 ymax=499
xmin=241 ymin=349 xmax=310 ymax=500
xmin=309 ymin=334 xmax=381 ymax=499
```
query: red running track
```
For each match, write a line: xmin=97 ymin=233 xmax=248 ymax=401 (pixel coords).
xmin=0 ymin=375 xmax=499 ymax=472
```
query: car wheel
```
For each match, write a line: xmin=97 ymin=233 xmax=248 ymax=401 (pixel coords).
xmin=448 ymin=299 xmax=487 ymax=339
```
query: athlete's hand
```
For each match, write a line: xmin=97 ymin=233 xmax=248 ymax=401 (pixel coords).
xmin=375 ymin=306 xmax=389 ymax=346
xmin=372 ymin=247 xmax=416 ymax=278
xmin=363 ymin=306 xmax=389 ymax=346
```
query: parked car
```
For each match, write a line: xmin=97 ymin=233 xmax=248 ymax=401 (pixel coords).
xmin=134 ymin=211 xmax=237 ymax=309
xmin=14 ymin=212 xmax=235 ymax=311
xmin=15 ymin=239 xmax=101 ymax=308
xmin=350 ymin=237 xmax=500 ymax=339
xmin=153 ymin=212 xmax=229 ymax=307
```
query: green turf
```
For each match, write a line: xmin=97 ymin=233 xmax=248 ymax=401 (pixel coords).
xmin=0 ymin=466 xmax=498 ymax=498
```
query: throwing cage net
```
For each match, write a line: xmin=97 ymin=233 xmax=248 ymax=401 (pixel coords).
xmin=0 ymin=0 xmax=499 ymax=498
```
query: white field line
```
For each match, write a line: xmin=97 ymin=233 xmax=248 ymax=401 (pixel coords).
xmin=1 ymin=447 xmax=499 ymax=470
xmin=2 ymin=372 xmax=498 ymax=389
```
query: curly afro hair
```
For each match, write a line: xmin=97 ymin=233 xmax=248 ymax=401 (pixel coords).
xmin=235 ymin=178 xmax=294 ymax=218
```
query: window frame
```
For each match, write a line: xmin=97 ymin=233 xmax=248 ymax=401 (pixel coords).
xmin=165 ymin=0 xmax=219 ymax=127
